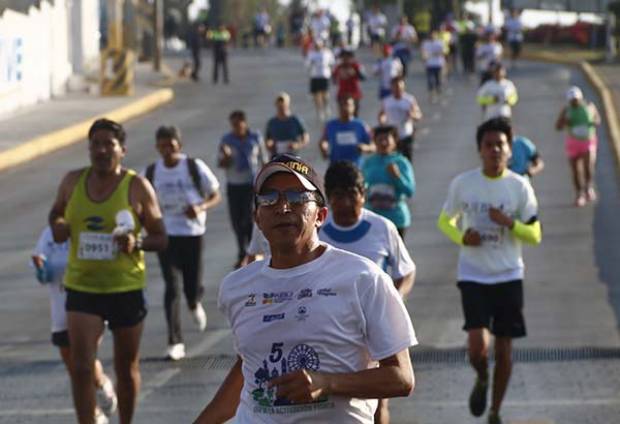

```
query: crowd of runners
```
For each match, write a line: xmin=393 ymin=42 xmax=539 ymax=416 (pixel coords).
xmin=29 ymin=4 xmax=605 ymax=424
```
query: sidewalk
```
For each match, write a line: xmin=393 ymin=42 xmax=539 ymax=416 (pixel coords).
xmin=522 ymin=44 xmax=620 ymax=167
xmin=0 ymin=61 xmax=175 ymax=172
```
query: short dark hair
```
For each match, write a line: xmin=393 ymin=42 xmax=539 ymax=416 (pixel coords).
xmin=229 ymin=110 xmax=246 ymax=121
xmin=476 ymin=117 xmax=513 ymax=150
xmin=391 ymin=75 xmax=404 ymax=85
xmin=324 ymin=161 xmax=365 ymax=197
xmin=373 ymin=125 xmax=399 ymax=140
xmin=88 ymin=118 xmax=126 ymax=145
xmin=155 ymin=125 xmax=181 ymax=141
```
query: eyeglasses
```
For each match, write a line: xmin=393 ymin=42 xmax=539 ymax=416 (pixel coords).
xmin=255 ymin=190 xmax=320 ymax=207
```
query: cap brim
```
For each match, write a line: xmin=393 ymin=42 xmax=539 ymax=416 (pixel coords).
xmin=254 ymin=163 xmax=317 ymax=193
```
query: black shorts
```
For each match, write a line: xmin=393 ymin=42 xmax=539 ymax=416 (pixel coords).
xmin=510 ymin=41 xmax=522 ymax=56
xmin=51 ymin=330 xmax=69 ymax=348
xmin=458 ymin=280 xmax=526 ymax=338
xmin=66 ymin=288 xmax=147 ymax=330
xmin=310 ymin=77 xmax=328 ymax=94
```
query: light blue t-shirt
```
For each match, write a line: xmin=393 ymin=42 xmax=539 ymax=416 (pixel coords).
xmin=362 ymin=153 xmax=415 ymax=229
xmin=509 ymin=135 xmax=537 ymax=176
xmin=324 ymin=118 xmax=371 ymax=166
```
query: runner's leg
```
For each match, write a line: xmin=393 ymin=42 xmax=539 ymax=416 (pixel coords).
xmin=113 ymin=322 xmax=144 ymax=424
xmin=491 ymin=337 xmax=512 ymax=416
xmin=67 ymin=311 xmax=105 ymax=424
xmin=158 ymin=241 xmax=183 ymax=345
xmin=468 ymin=328 xmax=490 ymax=380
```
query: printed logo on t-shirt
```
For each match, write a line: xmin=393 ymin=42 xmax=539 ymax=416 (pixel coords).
xmin=317 ymin=288 xmax=337 ymax=297
xmin=84 ymin=216 xmax=106 ymax=231
xmin=252 ymin=342 xmax=333 ymax=414
xmin=295 ymin=306 xmax=309 ymax=321
xmin=263 ymin=291 xmax=294 ymax=304
xmin=245 ymin=294 xmax=257 ymax=307
xmin=297 ymin=288 xmax=313 ymax=299
xmin=263 ymin=313 xmax=285 ymax=322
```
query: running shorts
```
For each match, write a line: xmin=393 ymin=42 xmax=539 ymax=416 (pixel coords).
xmin=310 ymin=77 xmax=329 ymax=94
xmin=458 ymin=280 xmax=526 ymax=338
xmin=509 ymin=40 xmax=522 ymax=56
xmin=565 ymin=135 xmax=597 ymax=160
xmin=66 ymin=288 xmax=147 ymax=330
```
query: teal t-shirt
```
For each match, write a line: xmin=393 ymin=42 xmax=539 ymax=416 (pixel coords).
xmin=362 ymin=153 xmax=415 ymax=229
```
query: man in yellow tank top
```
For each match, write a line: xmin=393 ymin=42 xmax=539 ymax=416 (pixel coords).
xmin=48 ymin=118 xmax=167 ymax=424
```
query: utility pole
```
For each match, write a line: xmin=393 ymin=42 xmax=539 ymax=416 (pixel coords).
xmin=153 ymin=0 xmax=163 ymax=71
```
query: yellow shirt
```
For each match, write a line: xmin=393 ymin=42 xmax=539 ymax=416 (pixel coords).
xmin=64 ymin=168 xmax=145 ymax=293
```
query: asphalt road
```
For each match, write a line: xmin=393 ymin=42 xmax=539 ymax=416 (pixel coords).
xmin=0 ymin=47 xmax=619 ymax=424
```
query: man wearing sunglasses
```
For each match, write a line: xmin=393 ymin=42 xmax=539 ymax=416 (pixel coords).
xmin=194 ymin=154 xmax=417 ymax=423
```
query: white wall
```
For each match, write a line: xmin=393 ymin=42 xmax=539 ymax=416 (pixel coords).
xmin=0 ymin=0 xmax=99 ymax=117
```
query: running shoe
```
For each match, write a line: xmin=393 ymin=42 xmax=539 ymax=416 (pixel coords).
xmin=488 ymin=411 xmax=503 ymax=424
xmin=585 ymin=187 xmax=597 ymax=202
xmin=166 ymin=343 xmax=186 ymax=361
xmin=96 ymin=374 xmax=117 ymax=416
xmin=191 ymin=303 xmax=207 ymax=331
xmin=95 ymin=408 xmax=109 ymax=424
xmin=575 ymin=194 xmax=586 ymax=207
xmin=468 ymin=376 xmax=489 ymax=417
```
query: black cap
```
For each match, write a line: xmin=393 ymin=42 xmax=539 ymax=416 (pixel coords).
xmin=254 ymin=154 xmax=326 ymax=205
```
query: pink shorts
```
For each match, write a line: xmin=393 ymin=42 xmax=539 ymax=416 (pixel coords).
xmin=565 ymin=135 xmax=597 ymax=159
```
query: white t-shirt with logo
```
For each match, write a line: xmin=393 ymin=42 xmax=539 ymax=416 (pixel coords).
xmin=319 ymin=209 xmax=416 ymax=281
xmin=218 ymin=244 xmax=417 ymax=423
xmin=368 ymin=12 xmax=387 ymax=37
xmin=382 ymin=93 xmax=418 ymax=139
xmin=306 ymin=49 xmax=335 ymax=79
xmin=477 ymin=78 xmax=518 ymax=120
xmin=143 ymin=155 xmax=220 ymax=236
xmin=421 ymin=39 xmax=446 ymax=68
xmin=441 ymin=168 xmax=538 ymax=284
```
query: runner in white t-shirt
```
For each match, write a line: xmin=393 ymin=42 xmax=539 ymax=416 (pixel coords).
xmin=421 ymin=30 xmax=446 ymax=101
xmin=477 ymin=62 xmax=518 ymax=121
xmin=476 ymin=32 xmax=503 ymax=85
xmin=195 ymin=154 xmax=417 ymax=424
xmin=381 ymin=76 xmax=423 ymax=161
xmin=504 ymin=9 xmax=524 ymax=67
xmin=373 ymin=44 xmax=403 ymax=100
xmin=144 ymin=125 xmax=221 ymax=361
xmin=437 ymin=118 xmax=542 ymax=424
xmin=305 ymin=40 xmax=336 ymax=122
xmin=32 ymin=227 xmax=117 ymax=423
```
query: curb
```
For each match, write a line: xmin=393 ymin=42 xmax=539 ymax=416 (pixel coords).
xmin=521 ymin=50 xmax=620 ymax=169
xmin=0 ymin=88 xmax=174 ymax=173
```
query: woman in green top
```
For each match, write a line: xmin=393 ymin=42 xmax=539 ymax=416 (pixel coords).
xmin=555 ymin=86 xmax=601 ymax=207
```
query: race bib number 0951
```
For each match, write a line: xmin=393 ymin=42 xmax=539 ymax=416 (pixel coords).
xmin=78 ymin=232 xmax=117 ymax=260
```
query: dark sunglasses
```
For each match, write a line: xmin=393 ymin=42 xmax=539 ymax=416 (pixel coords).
xmin=256 ymin=190 xmax=320 ymax=207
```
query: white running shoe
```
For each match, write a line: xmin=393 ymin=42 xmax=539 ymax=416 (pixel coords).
xmin=95 ymin=408 xmax=109 ymax=424
xmin=191 ymin=303 xmax=207 ymax=331
xmin=166 ymin=343 xmax=186 ymax=361
xmin=96 ymin=374 xmax=117 ymax=416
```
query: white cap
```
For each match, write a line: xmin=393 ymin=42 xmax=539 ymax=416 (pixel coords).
xmin=566 ymin=86 xmax=583 ymax=102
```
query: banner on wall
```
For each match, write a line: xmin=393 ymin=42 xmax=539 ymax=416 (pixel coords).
xmin=0 ymin=36 xmax=23 ymax=91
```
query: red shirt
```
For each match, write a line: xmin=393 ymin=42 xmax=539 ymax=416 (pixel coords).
xmin=333 ymin=62 xmax=363 ymax=100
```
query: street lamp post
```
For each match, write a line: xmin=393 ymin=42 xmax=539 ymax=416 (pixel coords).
xmin=154 ymin=0 xmax=163 ymax=71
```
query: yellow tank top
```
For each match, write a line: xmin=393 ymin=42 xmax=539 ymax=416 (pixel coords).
xmin=64 ymin=168 xmax=145 ymax=293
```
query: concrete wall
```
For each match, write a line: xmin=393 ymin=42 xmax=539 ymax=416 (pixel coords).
xmin=0 ymin=0 xmax=100 ymax=117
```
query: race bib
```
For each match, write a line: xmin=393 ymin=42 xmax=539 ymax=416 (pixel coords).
xmin=570 ymin=125 xmax=591 ymax=140
xmin=335 ymin=131 xmax=357 ymax=146
xmin=474 ymin=213 xmax=505 ymax=248
xmin=78 ymin=232 xmax=117 ymax=260
xmin=275 ymin=141 xmax=292 ymax=154
xmin=368 ymin=184 xmax=397 ymax=210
